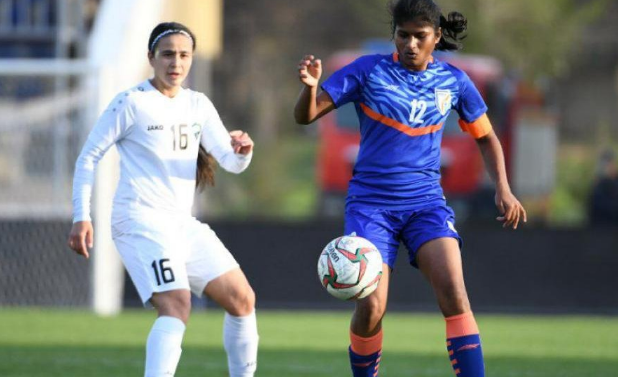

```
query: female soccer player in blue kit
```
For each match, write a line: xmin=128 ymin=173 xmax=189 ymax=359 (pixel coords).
xmin=294 ymin=0 xmax=527 ymax=376
xmin=68 ymin=22 xmax=259 ymax=377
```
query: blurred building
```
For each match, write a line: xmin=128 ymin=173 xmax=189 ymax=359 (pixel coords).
xmin=0 ymin=0 xmax=92 ymax=59
xmin=557 ymin=0 xmax=618 ymax=142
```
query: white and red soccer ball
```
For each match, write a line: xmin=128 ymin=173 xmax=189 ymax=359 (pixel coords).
xmin=317 ymin=235 xmax=383 ymax=300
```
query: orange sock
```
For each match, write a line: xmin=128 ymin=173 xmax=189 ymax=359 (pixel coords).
xmin=445 ymin=312 xmax=479 ymax=338
xmin=445 ymin=312 xmax=485 ymax=377
xmin=350 ymin=329 xmax=383 ymax=356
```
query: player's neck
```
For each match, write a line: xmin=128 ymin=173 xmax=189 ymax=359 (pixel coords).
xmin=149 ymin=78 xmax=181 ymax=98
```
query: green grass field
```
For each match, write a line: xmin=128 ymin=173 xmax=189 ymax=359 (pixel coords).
xmin=0 ymin=308 xmax=617 ymax=376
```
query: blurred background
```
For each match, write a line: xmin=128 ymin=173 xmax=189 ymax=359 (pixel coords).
xmin=0 ymin=0 xmax=617 ymax=315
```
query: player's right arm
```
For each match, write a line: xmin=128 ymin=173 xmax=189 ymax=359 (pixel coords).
xmin=68 ymin=221 xmax=93 ymax=259
xmin=68 ymin=93 xmax=134 ymax=257
xmin=294 ymin=55 xmax=335 ymax=125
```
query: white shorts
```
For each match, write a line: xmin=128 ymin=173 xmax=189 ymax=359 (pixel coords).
xmin=111 ymin=213 xmax=239 ymax=306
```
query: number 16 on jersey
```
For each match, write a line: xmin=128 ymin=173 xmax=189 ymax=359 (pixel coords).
xmin=151 ymin=258 xmax=175 ymax=285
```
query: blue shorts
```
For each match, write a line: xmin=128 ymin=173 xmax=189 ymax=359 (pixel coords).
xmin=344 ymin=203 xmax=462 ymax=269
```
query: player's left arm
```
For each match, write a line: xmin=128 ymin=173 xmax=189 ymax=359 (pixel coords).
xmin=200 ymin=95 xmax=252 ymax=173
xmin=475 ymin=128 xmax=527 ymax=229
xmin=229 ymin=130 xmax=254 ymax=155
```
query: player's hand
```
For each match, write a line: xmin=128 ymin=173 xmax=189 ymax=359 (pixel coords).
xmin=67 ymin=221 xmax=93 ymax=259
xmin=495 ymin=190 xmax=527 ymax=229
xmin=298 ymin=55 xmax=322 ymax=88
xmin=230 ymin=130 xmax=254 ymax=155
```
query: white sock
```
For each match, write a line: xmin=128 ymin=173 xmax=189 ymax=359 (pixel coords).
xmin=223 ymin=311 xmax=259 ymax=377
xmin=145 ymin=316 xmax=186 ymax=377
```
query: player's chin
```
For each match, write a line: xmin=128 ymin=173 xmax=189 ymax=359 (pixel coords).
xmin=166 ymin=74 xmax=185 ymax=85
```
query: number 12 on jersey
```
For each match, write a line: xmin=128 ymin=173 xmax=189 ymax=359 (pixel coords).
xmin=409 ymin=99 xmax=427 ymax=124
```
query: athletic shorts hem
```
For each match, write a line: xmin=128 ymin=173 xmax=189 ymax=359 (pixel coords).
xmin=191 ymin=262 xmax=240 ymax=298
xmin=407 ymin=232 xmax=462 ymax=268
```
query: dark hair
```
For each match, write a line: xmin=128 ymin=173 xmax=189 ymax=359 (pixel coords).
xmin=196 ymin=145 xmax=217 ymax=190
xmin=389 ymin=0 xmax=467 ymax=51
xmin=148 ymin=21 xmax=197 ymax=53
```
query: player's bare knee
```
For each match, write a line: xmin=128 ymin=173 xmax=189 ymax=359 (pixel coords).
xmin=151 ymin=290 xmax=192 ymax=322
xmin=356 ymin=297 xmax=386 ymax=325
xmin=227 ymin=286 xmax=255 ymax=317
xmin=438 ymin=286 xmax=470 ymax=316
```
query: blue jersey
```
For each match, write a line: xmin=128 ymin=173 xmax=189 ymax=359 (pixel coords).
xmin=321 ymin=53 xmax=492 ymax=210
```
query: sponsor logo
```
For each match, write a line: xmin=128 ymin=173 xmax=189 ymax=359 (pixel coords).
xmin=327 ymin=246 xmax=340 ymax=262
xmin=147 ymin=125 xmax=164 ymax=131
xmin=435 ymin=89 xmax=452 ymax=116
xmin=384 ymin=84 xmax=399 ymax=92
xmin=457 ymin=343 xmax=480 ymax=352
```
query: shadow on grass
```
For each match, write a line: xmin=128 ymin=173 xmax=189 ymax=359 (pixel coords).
xmin=0 ymin=345 xmax=616 ymax=377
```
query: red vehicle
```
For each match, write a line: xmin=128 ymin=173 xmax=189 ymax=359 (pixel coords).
xmin=316 ymin=48 xmax=516 ymax=217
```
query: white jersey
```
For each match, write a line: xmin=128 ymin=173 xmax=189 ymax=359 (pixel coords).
xmin=72 ymin=80 xmax=251 ymax=223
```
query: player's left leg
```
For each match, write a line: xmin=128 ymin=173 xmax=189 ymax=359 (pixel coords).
xmin=184 ymin=219 xmax=258 ymax=377
xmin=205 ymin=268 xmax=258 ymax=377
xmin=416 ymin=238 xmax=484 ymax=377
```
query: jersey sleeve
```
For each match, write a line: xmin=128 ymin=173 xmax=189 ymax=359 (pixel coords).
xmin=455 ymin=73 xmax=492 ymax=139
xmin=200 ymin=96 xmax=252 ymax=174
xmin=321 ymin=55 xmax=379 ymax=108
xmin=71 ymin=93 xmax=134 ymax=222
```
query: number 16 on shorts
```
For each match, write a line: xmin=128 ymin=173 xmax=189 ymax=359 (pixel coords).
xmin=151 ymin=258 xmax=176 ymax=285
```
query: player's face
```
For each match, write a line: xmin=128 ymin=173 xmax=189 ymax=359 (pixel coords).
xmin=148 ymin=33 xmax=193 ymax=97
xmin=394 ymin=19 xmax=441 ymax=72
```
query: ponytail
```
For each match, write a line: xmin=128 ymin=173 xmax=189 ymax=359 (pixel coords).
xmin=437 ymin=11 xmax=467 ymax=51
xmin=196 ymin=145 xmax=217 ymax=190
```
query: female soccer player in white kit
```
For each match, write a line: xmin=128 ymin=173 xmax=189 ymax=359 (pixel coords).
xmin=68 ymin=22 xmax=259 ymax=377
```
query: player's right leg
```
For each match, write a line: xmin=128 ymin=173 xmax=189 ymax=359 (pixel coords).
xmin=146 ymin=290 xmax=191 ymax=377
xmin=344 ymin=205 xmax=402 ymax=377
xmin=112 ymin=215 xmax=192 ymax=377
xmin=349 ymin=265 xmax=390 ymax=377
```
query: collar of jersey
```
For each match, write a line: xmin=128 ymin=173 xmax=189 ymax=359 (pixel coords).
xmin=145 ymin=79 xmax=186 ymax=99
xmin=391 ymin=52 xmax=438 ymax=76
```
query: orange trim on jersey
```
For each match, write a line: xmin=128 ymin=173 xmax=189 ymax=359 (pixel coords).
xmin=360 ymin=103 xmax=442 ymax=137
xmin=445 ymin=312 xmax=480 ymax=339
xmin=458 ymin=113 xmax=492 ymax=139
xmin=350 ymin=329 xmax=383 ymax=356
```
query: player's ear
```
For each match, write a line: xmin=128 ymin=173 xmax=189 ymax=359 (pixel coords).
xmin=435 ymin=27 xmax=442 ymax=45
xmin=147 ymin=51 xmax=155 ymax=65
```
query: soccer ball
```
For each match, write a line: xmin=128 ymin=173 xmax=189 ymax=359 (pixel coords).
xmin=317 ymin=235 xmax=383 ymax=300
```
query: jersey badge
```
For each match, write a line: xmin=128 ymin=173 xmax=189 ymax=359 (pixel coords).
xmin=192 ymin=123 xmax=202 ymax=141
xmin=435 ymin=89 xmax=452 ymax=116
